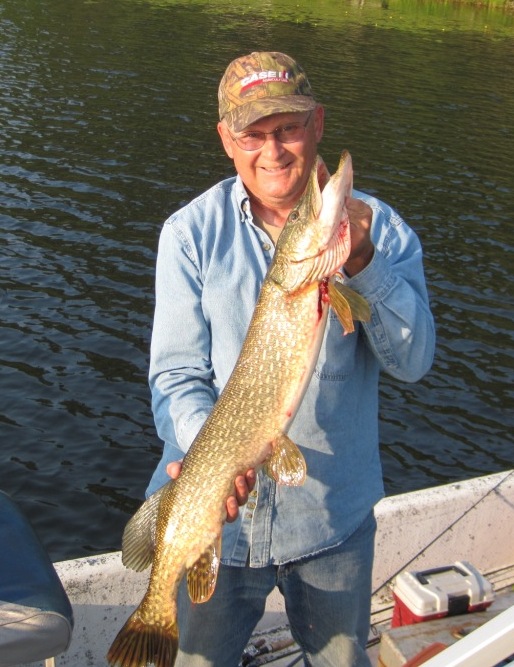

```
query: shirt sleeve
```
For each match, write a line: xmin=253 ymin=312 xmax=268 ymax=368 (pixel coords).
xmin=345 ymin=195 xmax=435 ymax=382
xmin=149 ymin=217 xmax=217 ymax=455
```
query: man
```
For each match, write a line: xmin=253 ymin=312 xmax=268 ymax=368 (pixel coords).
xmin=147 ymin=51 xmax=435 ymax=667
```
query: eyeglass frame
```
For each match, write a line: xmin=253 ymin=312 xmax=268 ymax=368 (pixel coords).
xmin=226 ymin=111 xmax=314 ymax=151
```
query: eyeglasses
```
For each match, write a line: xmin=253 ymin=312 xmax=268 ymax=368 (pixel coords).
xmin=228 ymin=111 xmax=313 ymax=151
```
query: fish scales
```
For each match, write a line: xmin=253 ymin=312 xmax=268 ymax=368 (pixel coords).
xmin=107 ymin=151 xmax=370 ymax=667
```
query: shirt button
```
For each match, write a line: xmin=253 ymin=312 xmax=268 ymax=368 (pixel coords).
xmin=262 ymin=242 xmax=272 ymax=251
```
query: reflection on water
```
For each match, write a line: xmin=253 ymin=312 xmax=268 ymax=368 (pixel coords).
xmin=1 ymin=0 xmax=513 ymax=560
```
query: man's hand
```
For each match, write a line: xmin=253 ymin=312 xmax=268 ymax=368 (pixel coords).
xmin=344 ymin=197 xmax=374 ymax=277
xmin=167 ymin=461 xmax=256 ymax=523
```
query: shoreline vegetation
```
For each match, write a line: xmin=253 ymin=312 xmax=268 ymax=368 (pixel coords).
xmin=135 ymin=0 xmax=514 ymax=13
xmin=134 ymin=0 xmax=514 ymax=25
xmin=391 ymin=0 xmax=514 ymax=10
xmin=138 ymin=0 xmax=514 ymax=18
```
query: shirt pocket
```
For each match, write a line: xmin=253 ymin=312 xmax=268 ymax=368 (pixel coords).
xmin=315 ymin=311 xmax=358 ymax=381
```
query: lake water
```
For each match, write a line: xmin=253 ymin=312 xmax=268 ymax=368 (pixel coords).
xmin=1 ymin=0 xmax=513 ymax=561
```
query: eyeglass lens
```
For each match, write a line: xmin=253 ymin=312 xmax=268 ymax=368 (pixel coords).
xmin=234 ymin=112 xmax=312 ymax=151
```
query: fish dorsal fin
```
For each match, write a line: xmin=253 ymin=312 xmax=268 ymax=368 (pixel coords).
xmin=264 ymin=434 xmax=306 ymax=486
xmin=186 ymin=535 xmax=222 ymax=603
xmin=121 ymin=484 xmax=166 ymax=571
xmin=328 ymin=279 xmax=371 ymax=336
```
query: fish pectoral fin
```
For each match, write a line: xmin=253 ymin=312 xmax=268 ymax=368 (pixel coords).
xmin=264 ymin=434 xmax=307 ymax=486
xmin=186 ymin=535 xmax=222 ymax=604
xmin=328 ymin=279 xmax=371 ymax=336
xmin=121 ymin=484 xmax=166 ymax=571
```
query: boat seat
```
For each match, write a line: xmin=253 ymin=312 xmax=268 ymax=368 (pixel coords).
xmin=0 ymin=490 xmax=73 ymax=667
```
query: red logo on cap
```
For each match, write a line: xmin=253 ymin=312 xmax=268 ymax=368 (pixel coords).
xmin=240 ymin=70 xmax=290 ymax=92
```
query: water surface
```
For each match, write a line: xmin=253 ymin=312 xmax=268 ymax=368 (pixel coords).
xmin=1 ymin=0 xmax=513 ymax=560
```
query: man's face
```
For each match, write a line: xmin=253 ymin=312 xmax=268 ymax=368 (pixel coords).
xmin=218 ymin=106 xmax=324 ymax=212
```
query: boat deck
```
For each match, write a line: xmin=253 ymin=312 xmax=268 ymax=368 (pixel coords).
xmin=239 ymin=586 xmax=514 ymax=666
xmin=10 ymin=471 xmax=513 ymax=667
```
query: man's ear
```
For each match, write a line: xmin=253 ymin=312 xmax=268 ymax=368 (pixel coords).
xmin=217 ymin=121 xmax=235 ymax=159
xmin=313 ymin=104 xmax=325 ymax=144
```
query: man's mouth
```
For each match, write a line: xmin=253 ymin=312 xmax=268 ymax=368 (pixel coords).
xmin=260 ymin=162 xmax=291 ymax=173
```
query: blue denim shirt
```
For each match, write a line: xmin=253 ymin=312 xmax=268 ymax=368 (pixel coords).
xmin=147 ymin=172 xmax=435 ymax=567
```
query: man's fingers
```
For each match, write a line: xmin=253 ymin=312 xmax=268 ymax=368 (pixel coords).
xmin=165 ymin=462 xmax=256 ymax=524
xmin=246 ymin=469 xmax=256 ymax=492
xmin=225 ymin=495 xmax=240 ymax=523
xmin=227 ymin=470 xmax=257 ymax=523
xmin=166 ymin=460 xmax=183 ymax=479
xmin=233 ymin=474 xmax=249 ymax=505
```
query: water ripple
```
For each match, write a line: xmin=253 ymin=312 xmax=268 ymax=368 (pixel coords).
xmin=1 ymin=0 xmax=513 ymax=559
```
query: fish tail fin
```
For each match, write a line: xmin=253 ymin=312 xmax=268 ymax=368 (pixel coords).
xmin=107 ymin=608 xmax=178 ymax=667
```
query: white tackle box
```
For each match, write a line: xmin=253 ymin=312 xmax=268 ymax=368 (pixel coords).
xmin=391 ymin=560 xmax=494 ymax=627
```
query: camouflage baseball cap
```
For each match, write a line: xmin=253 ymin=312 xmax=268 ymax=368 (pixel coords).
xmin=218 ymin=52 xmax=317 ymax=133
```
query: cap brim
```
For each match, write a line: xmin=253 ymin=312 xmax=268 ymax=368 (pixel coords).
xmin=224 ymin=95 xmax=317 ymax=133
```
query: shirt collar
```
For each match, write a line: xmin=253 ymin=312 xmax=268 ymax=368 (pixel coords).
xmin=235 ymin=174 xmax=251 ymax=224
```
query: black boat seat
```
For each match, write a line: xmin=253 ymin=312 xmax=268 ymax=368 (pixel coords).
xmin=0 ymin=490 xmax=73 ymax=667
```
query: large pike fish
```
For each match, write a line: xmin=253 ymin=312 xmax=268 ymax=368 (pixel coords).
xmin=107 ymin=150 xmax=370 ymax=667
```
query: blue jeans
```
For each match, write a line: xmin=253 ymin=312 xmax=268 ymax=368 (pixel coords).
xmin=174 ymin=511 xmax=375 ymax=667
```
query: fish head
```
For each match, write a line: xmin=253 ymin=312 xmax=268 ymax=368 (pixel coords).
xmin=270 ymin=151 xmax=353 ymax=293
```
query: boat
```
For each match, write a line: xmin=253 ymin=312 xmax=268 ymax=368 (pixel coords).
xmin=2 ymin=469 xmax=514 ymax=667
